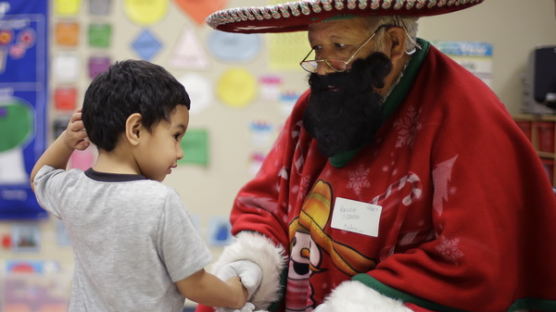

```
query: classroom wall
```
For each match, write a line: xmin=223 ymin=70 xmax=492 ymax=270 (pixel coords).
xmin=0 ymin=0 xmax=554 ymax=310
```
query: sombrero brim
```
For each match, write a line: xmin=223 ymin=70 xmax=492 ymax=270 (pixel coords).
xmin=206 ymin=0 xmax=484 ymax=34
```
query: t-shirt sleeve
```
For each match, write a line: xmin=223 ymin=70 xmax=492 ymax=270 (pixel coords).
xmin=32 ymin=165 xmax=69 ymax=218
xmin=157 ymin=189 xmax=212 ymax=283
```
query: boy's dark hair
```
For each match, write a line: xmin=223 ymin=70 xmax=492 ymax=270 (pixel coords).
xmin=82 ymin=60 xmax=190 ymax=151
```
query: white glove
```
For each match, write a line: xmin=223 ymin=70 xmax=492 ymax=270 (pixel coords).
xmin=215 ymin=260 xmax=262 ymax=298
xmin=214 ymin=260 xmax=263 ymax=312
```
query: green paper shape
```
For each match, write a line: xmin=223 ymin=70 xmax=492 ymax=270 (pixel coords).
xmin=179 ymin=129 xmax=209 ymax=166
xmin=88 ymin=23 xmax=112 ymax=48
xmin=0 ymin=99 xmax=33 ymax=152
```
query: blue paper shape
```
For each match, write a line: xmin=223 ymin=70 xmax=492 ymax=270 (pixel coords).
xmin=131 ymin=29 xmax=162 ymax=61
xmin=207 ymin=30 xmax=261 ymax=62
xmin=208 ymin=217 xmax=232 ymax=246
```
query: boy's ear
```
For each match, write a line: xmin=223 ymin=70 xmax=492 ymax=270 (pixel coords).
xmin=125 ymin=113 xmax=143 ymax=146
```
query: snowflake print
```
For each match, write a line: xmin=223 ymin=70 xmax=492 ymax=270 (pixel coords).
xmin=436 ymin=236 xmax=464 ymax=263
xmin=347 ymin=165 xmax=371 ymax=196
xmin=394 ymin=105 xmax=422 ymax=148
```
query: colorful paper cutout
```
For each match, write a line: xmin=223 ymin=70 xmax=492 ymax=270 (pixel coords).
xmin=170 ymin=28 xmax=208 ymax=69
xmin=53 ymin=53 xmax=80 ymax=83
xmin=54 ymin=22 xmax=79 ymax=47
xmin=88 ymin=0 xmax=112 ymax=15
xmin=124 ymin=0 xmax=168 ymax=25
xmin=207 ymin=31 xmax=261 ymax=62
xmin=259 ymin=75 xmax=283 ymax=101
xmin=131 ymin=29 xmax=162 ymax=61
xmin=69 ymin=145 xmax=97 ymax=171
xmin=54 ymin=87 xmax=77 ymax=111
xmin=88 ymin=23 xmax=112 ymax=48
xmin=250 ymin=121 xmax=274 ymax=148
xmin=216 ymin=68 xmax=256 ymax=109
xmin=174 ymin=0 xmax=227 ymax=25
xmin=268 ymin=32 xmax=308 ymax=71
xmin=278 ymin=91 xmax=301 ymax=116
xmin=179 ymin=128 xmax=209 ymax=166
xmin=178 ymin=73 xmax=213 ymax=115
xmin=88 ymin=56 xmax=111 ymax=79
xmin=249 ymin=152 xmax=266 ymax=176
xmin=207 ymin=216 xmax=232 ymax=246
xmin=54 ymin=0 xmax=82 ymax=16
xmin=2 ymin=273 xmax=70 ymax=312
xmin=11 ymin=223 xmax=40 ymax=252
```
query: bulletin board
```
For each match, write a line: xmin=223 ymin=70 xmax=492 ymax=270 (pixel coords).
xmin=0 ymin=0 xmax=48 ymax=220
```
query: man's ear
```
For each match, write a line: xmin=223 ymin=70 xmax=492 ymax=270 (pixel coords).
xmin=385 ymin=27 xmax=407 ymax=62
xmin=125 ymin=113 xmax=143 ymax=146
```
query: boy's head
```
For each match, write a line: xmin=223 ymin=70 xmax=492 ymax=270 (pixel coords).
xmin=82 ymin=60 xmax=190 ymax=152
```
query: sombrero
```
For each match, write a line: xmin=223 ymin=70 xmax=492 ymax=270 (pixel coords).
xmin=206 ymin=0 xmax=484 ymax=33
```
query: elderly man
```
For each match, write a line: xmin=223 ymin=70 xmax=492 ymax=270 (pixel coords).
xmin=198 ymin=1 xmax=556 ymax=311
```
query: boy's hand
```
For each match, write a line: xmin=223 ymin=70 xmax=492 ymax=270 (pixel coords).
xmin=63 ymin=110 xmax=89 ymax=151
xmin=226 ymin=276 xmax=248 ymax=309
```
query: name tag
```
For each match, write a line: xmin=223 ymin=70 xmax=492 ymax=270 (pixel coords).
xmin=331 ymin=197 xmax=382 ymax=237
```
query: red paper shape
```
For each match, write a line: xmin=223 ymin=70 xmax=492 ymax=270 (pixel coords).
xmin=54 ymin=87 xmax=78 ymax=111
xmin=174 ymin=0 xmax=227 ymax=25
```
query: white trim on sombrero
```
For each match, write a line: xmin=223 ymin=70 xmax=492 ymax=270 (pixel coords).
xmin=206 ymin=0 xmax=484 ymax=34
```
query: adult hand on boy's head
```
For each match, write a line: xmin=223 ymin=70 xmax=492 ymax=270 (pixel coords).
xmin=215 ymin=260 xmax=262 ymax=300
xmin=64 ymin=110 xmax=90 ymax=151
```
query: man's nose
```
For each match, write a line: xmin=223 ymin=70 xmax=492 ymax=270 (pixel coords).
xmin=316 ymin=61 xmax=334 ymax=75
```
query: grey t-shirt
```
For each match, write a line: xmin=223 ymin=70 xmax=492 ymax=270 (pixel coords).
xmin=33 ymin=166 xmax=212 ymax=312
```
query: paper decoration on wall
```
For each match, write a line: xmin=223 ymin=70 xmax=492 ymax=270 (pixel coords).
xmin=432 ymin=41 xmax=494 ymax=88
xmin=0 ymin=27 xmax=36 ymax=68
xmin=124 ymin=0 xmax=168 ymax=25
xmin=0 ymin=98 xmax=33 ymax=184
xmin=54 ymin=22 xmax=79 ymax=47
xmin=170 ymin=28 xmax=208 ymax=69
xmin=174 ymin=0 xmax=227 ymax=25
xmin=69 ymin=145 xmax=97 ymax=171
xmin=2 ymin=272 xmax=70 ymax=311
xmin=207 ymin=216 xmax=232 ymax=246
xmin=207 ymin=30 xmax=261 ymax=62
xmin=131 ymin=29 xmax=162 ymax=61
xmin=11 ymin=223 xmax=40 ymax=252
xmin=88 ymin=23 xmax=112 ymax=48
xmin=0 ymin=1 xmax=48 ymax=220
xmin=53 ymin=53 xmax=80 ymax=83
xmin=278 ymin=91 xmax=301 ymax=116
xmin=216 ymin=68 xmax=256 ymax=109
xmin=6 ymin=260 xmax=61 ymax=274
xmin=179 ymin=128 xmax=209 ymax=166
xmin=88 ymin=0 xmax=112 ymax=15
xmin=88 ymin=55 xmax=111 ymax=79
xmin=259 ymin=75 xmax=283 ymax=101
xmin=268 ymin=32 xmax=308 ymax=71
xmin=250 ymin=121 xmax=274 ymax=148
xmin=54 ymin=86 xmax=78 ymax=111
xmin=178 ymin=73 xmax=213 ymax=115
xmin=54 ymin=0 xmax=82 ymax=16
xmin=249 ymin=152 xmax=266 ymax=176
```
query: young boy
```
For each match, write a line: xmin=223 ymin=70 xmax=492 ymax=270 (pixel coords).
xmin=30 ymin=60 xmax=258 ymax=311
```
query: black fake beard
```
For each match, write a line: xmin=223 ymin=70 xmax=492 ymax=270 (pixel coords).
xmin=302 ymin=52 xmax=393 ymax=158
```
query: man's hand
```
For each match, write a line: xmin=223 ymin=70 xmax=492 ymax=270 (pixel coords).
xmin=214 ymin=260 xmax=262 ymax=312
xmin=215 ymin=260 xmax=262 ymax=299
xmin=63 ymin=110 xmax=89 ymax=151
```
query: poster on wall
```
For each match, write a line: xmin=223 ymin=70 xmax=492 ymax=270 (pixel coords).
xmin=0 ymin=0 xmax=48 ymax=219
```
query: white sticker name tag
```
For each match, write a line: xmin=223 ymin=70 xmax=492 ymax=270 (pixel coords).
xmin=331 ymin=197 xmax=382 ymax=237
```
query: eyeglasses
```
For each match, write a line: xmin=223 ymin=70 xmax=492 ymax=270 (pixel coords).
xmin=300 ymin=25 xmax=390 ymax=74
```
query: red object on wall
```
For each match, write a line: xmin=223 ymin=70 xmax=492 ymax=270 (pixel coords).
xmin=536 ymin=121 xmax=555 ymax=153
xmin=54 ymin=87 xmax=77 ymax=111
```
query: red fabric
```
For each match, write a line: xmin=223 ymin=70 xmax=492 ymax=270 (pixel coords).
xmin=197 ymin=46 xmax=556 ymax=312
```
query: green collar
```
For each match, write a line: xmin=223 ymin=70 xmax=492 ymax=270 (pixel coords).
xmin=329 ymin=38 xmax=431 ymax=168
